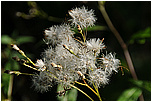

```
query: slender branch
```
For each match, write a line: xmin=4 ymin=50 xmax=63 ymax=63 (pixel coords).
xmin=98 ymin=1 xmax=144 ymax=101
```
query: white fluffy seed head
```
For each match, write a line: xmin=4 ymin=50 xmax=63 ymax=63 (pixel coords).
xmin=68 ymin=6 xmax=97 ymax=29
xmin=44 ymin=24 xmax=75 ymax=45
xmin=31 ymin=6 xmax=121 ymax=92
xmin=32 ymin=72 xmax=53 ymax=93
xmin=86 ymin=38 xmax=105 ymax=54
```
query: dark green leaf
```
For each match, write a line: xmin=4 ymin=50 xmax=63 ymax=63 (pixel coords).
xmin=4 ymin=61 xmax=12 ymax=70
xmin=130 ymin=79 xmax=151 ymax=92
xmin=16 ymin=36 xmax=35 ymax=44
xmin=86 ymin=25 xmax=107 ymax=31
xmin=2 ymin=73 xmax=10 ymax=95
xmin=129 ymin=27 xmax=151 ymax=44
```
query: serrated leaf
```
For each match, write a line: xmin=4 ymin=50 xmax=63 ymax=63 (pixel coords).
xmin=16 ymin=36 xmax=35 ymax=44
xmin=117 ymin=87 xmax=142 ymax=101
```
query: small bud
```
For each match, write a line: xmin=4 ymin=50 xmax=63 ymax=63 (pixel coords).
xmin=77 ymin=25 xmax=82 ymax=32
xmin=63 ymin=44 xmax=68 ymax=49
xmin=12 ymin=56 xmax=20 ymax=62
xmin=51 ymin=63 xmax=62 ymax=71
xmin=77 ymin=71 xmax=85 ymax=79
xmin=20 ymin=59 xmax=27 ymax=63
xmin=63 ymin=44 xmax=73 ymax=53
xmin=11 ymin=44 xmax=20 ymax=51
xmin=51 ymin=63 xmax=57 ymax=67
xmin=68 ymin=10 xmax=73 ymax=14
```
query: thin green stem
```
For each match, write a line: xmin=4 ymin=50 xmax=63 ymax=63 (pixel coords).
xmin=23 ymin=54 xmax=35 ymax=66
xmin=75 ymin=80 xmax=102 ymax=101
xmin=7 ymin=75 xmax=14 ymax=101
xmin=45 ymin=71 xmax=94 ymax=101
xmin=80 ymin=31 xmax=86 ymax=43
xmin=95 ymin=83 xmax=102 ymax=101
xmin=68 ymin=83 xmax=94 ymax=101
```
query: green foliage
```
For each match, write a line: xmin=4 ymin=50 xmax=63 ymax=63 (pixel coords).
xmin=86 ymin=25 xmax=107 ymax=31
xmin=57 ymin=84 xmax=78 ymax=101
xmin=1 ymin=35 xmax=13 ymax=45
xmin=117 ymin=87 xmax=142 ymax=101
xmin=16 ymin=36 xmax=35 ymax=45
xmin=1 ymin=74 xmax=10 ymax=95
xmin=2 ymin=30 xmax=35 ymax=45
xmin=129 ymin=27 xmax=151 ymax=44
xmin=73 ymin=25 xmax=107 ymax=33
xmin=130 ymin=79 xmax=151 ymax=92
xmin=117 ymin=79 xmax=151 ymax=101
xmin=1 ymin=30 xmax=36 ymax=100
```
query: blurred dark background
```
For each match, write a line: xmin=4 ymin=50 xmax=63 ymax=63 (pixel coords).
xmin=1 ymin=1 xmax=151 ymax=101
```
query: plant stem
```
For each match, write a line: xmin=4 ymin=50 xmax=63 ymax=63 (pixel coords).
xmin=46 ymin=72 xmax=94 ymax=101
xmin=98 ymin=1 xmax=144 ymax=101
xmin=7 ymin=75 xmax=14 ymax=101
xmin=75 ymin=81 xmax=102 ymax=101
xmin=69 ymin=83 xmax=94 ymax=101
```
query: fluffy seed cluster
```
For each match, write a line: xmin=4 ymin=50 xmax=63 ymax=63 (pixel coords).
xmin=32 ymin=6 xmax=121 ymax=93
xmin=68 ymin=6 xmax=96 ymax=29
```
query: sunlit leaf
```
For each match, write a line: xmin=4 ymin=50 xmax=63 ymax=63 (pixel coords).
xmin=117 ymin=87 xmax=142 ymax=101
xmin=57 ymin=84 xmax=77 ymax=101
xmin=57 ymin=84 xmax=68 ymax=101
xmin=67 ymin=87 xmax=77 ymax=101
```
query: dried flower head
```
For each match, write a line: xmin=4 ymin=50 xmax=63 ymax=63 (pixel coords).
xmin=86 ymin=38 xmax=105 ymax=54
xmin=10 ymin=6 xmax=121 ymax=98
xmin=44 ymin=23 xmax=75 ymax=45
xmin=31 ymin=6 xmax=120 ymax=92
xmin=68 ymin=6 xmax=96 ymax=29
